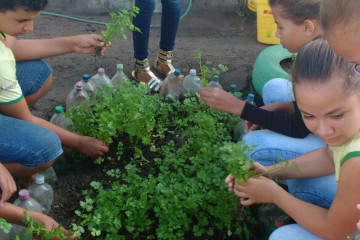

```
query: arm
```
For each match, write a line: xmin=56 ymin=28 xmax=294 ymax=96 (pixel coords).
xmin=0 ymin=164 xmax=17 ymax=206
xmin=0 ymin=99 xmax=108 ymax=157
xmin=200 ymin=87 xmax=310 ymax=138
xmin=7 ymin=34 xmax=106 ymax=61
xmin=234 ymin=157 xmax=360 ymax=239
xmin=260 ymin=147 xmax=334 ymax=180
xmin=0 ymin=203 xmax=75 ymax=239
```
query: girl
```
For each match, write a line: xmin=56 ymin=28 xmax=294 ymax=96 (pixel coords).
xmin=227 ymin=38 xmax=360 ymax=240
xmin=201 ymin=0 xmax=336 ymax=209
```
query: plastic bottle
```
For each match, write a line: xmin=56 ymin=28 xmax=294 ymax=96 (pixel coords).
xmin=257 ymin=204 xmax=291 ymax=239
xmin=233 ymin=93 xmax=256 ymax=141
xmin=28 ymin=174 xmax=54 ymax=214
xmin=183 ymin=69 xmax=201 ymax=94
xmin=65 ymin=83 xmax=90 ymax=112
xmin=160 ymin=69 xmax=184 ymax=99
xmin=11 ymin=189 xmax=42 ymax=239
xmin=78 ymin=74 xmax=95 ymax=98
xmin=50 ymin=105 xmax=73 ymax=130
xmin=90 ymin=67 xmax=112 ymax=90
xmin=0 ymin=229 xmax=11 ymax=240
xmin=207 ymin=75 xmax=223 ymax=89
xmin=111 ymin=63 xmax=130 ymax=88
xmin=229 ymin=84 xmax=242 ymax=99
xmin=40 ymin=166 xmax=58 ymax=186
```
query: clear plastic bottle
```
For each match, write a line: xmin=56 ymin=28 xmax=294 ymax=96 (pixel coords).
xmin=160 ymin=69 xmax=184 ymax=99
xmin=28 ymin=174 xmax=54 ymax=214
xmin=78 ymin=74 xmax=95 ymax=98
xmin=0 ymin=229 xmax=11 ymax=240
xmin=111 ymin=63 xmax=130 ymax=88
xmin=13 ymin=189 xmax=42 ymax=213
xmin=234 ymin=93 xmax=256 ymax=141
xmin=183 ymin=69 xmax=201 ymax=94
xmin=40 ymin=166 xmax=58 ymax=186
xmin=11 ymin=189 xmax=42 ymax=239
xmin=50 ymin=105 xmax=73 ymax=130
xmin=257 ymin=204 xmax=291 ymax=239
xmin=90 ymin=67 xmax=112 ymax=90
xmin=207 ymin=75 xmax=223 ymax=89
xmin=65 ymin=83 xmax=90 ymax=112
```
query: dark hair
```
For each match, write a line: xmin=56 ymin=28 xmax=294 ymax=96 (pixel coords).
xmin=0 ymin=0 xmax=48 ymax=12
xmin=321 ymin=0 xmax=360 ymax=34
xmin=268 ymin=0 xmax=321 ymax=25
xmin=292 ymin=38 xmax=360 ymax=95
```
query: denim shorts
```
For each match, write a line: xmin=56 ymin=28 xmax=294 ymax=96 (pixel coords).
xmin=0 ymin=114 xmax=63 ymax=167
xmin=16 ymin=60 xmax=53 ymax=96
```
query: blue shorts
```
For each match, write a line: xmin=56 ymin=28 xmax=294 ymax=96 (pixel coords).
xmin=16 ymin=60 xmax=53 ymax=96
xmin=0 ymin=114 xmax=63 ymax=167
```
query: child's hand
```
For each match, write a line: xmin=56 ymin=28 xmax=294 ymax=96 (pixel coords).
xmin=243 ymin=120 xmax=260 ymax=132
xmin=225 ymin=174 xmax=236 ymax=192
xmin=70 ymin=34 xmax=105 ymax=55
xmin=0 ymin=163 xmax=17 ymax=206
xmin=33 ymin=213 xmax=76 ymax=240
xmin=77 ymin=136 xmax=109 ymax=158
xmin=199 ymin=87 xmax=242 ymax=115
xmin=233 ymin=176 xmax=280 ymax=206
xmin=250 ymin=162 xmax=268 ymax=174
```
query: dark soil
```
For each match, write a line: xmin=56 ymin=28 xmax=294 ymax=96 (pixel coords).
xmin=23 ymin=7 xmax=272 ymax=239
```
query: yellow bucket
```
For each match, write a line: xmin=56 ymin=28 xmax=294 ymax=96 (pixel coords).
xmin=256 ymin=0 xmax=280 ymax=45
xmin=247 ymin=0 xmax=257 ymax=12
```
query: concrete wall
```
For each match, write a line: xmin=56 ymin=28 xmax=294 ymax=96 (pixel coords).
xmin=46 ymin=0 xmax=244 ymax=15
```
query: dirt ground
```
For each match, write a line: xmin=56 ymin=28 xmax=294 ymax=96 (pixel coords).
xmin=24 ymin=7 xmax=270 ymax=236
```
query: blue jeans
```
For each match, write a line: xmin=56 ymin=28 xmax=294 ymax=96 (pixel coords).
xmin=0 ymin=114 xmax=62 ymax=167
xmin=133 ymin=0 xmax=182 ymax=60
xmin=269 ymin=224 xmax=322 ymax=240
xmin=243 ymin=78 xmax=337 ymax=210
xmin=16 ymin=60 xmax=52 ymax=96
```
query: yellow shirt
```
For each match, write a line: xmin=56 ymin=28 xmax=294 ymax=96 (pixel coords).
xmin=0 ymin=40 xmax=23 ymax=104
xmin=329 ymin=131 xmax=360 ymax=182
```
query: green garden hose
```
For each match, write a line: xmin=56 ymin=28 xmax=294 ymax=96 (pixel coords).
xmin=40 ymin=0 xmax=192 ymax=28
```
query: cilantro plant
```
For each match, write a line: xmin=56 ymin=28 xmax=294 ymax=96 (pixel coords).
xmin=191 ymin=49 xmax=228 ymax=87
xmin=67 ymin=83 xmax=257 ymax=239
xmin=102 ymin=6 xmax=141 ymax=45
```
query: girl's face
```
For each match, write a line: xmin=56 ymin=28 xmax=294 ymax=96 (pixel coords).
xmin=272 ymin=5 xmax=313 ymax=53
xmin=327 ymin=23 xmax=360 ymax=65
xmin=0 ymin=8 xmax=39 ymax=37
xmin=295 ymin=75 xmax=360 ymax=147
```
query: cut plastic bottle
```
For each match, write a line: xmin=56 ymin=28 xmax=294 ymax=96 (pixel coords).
xmin=50 ymin=105 xmax=73 ymax=130
xmin=160 ymin=69 xmax=184 ymax=99
xmin=65 ymin=82 xmax=90 ymax=112
xmin=28 ymin=174 xmax=54 ymax=214
xmin=77 ymin=74 xmax=95 ymax=98
xmin=111 ymin=63 xmax=130 ymax=88
xmin=183 ymin=69 xmax=201 ymax=94
xmin=40 ymin=166 xmax=58 ymax=186
xmin=90 ymin=67 xmax=112 ymax=90
xmin=207 ymin=75 xmax=223 ymax=89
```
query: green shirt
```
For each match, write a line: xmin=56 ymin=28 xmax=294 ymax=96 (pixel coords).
xmin=329 ymin=131 xmax=360 ymax=182
xmin=0 ymin=40 xmax=23 ymax=105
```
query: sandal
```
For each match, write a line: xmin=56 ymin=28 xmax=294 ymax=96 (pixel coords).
xmin=154 ymin=49 xmax=175 ymax=76
xmin=132 ymin=58 xmax=162 ymax=92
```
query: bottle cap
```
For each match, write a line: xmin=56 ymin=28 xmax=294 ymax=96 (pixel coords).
xmin=212 ymin=75 xmax=219 ymax=82
xmin=54 ymin=105 xmax=64 ymax=113
xmin=174 ymin=69 xmax=181 ymax=76
xmin=247 ymin=93 xmax=255 ymax=100
xmin=34 ymin=174 xmax=45 ymax=184
xmin=116 ymin=64 xmax=124 ymax=70
xmin=229 ymin=84 xmax=237 ymax=92
xmin=82 ymin=74 xmax=90 ymax=81
xmin=18 ymin=189 xmax=29 ymax=199
xmin=75 ymin=83 xmax=83 ymax=90
xmin=189 ymin=69 xmax=196 ymax=76
xmin=98 ymin=68 xmax=105 ymax=74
